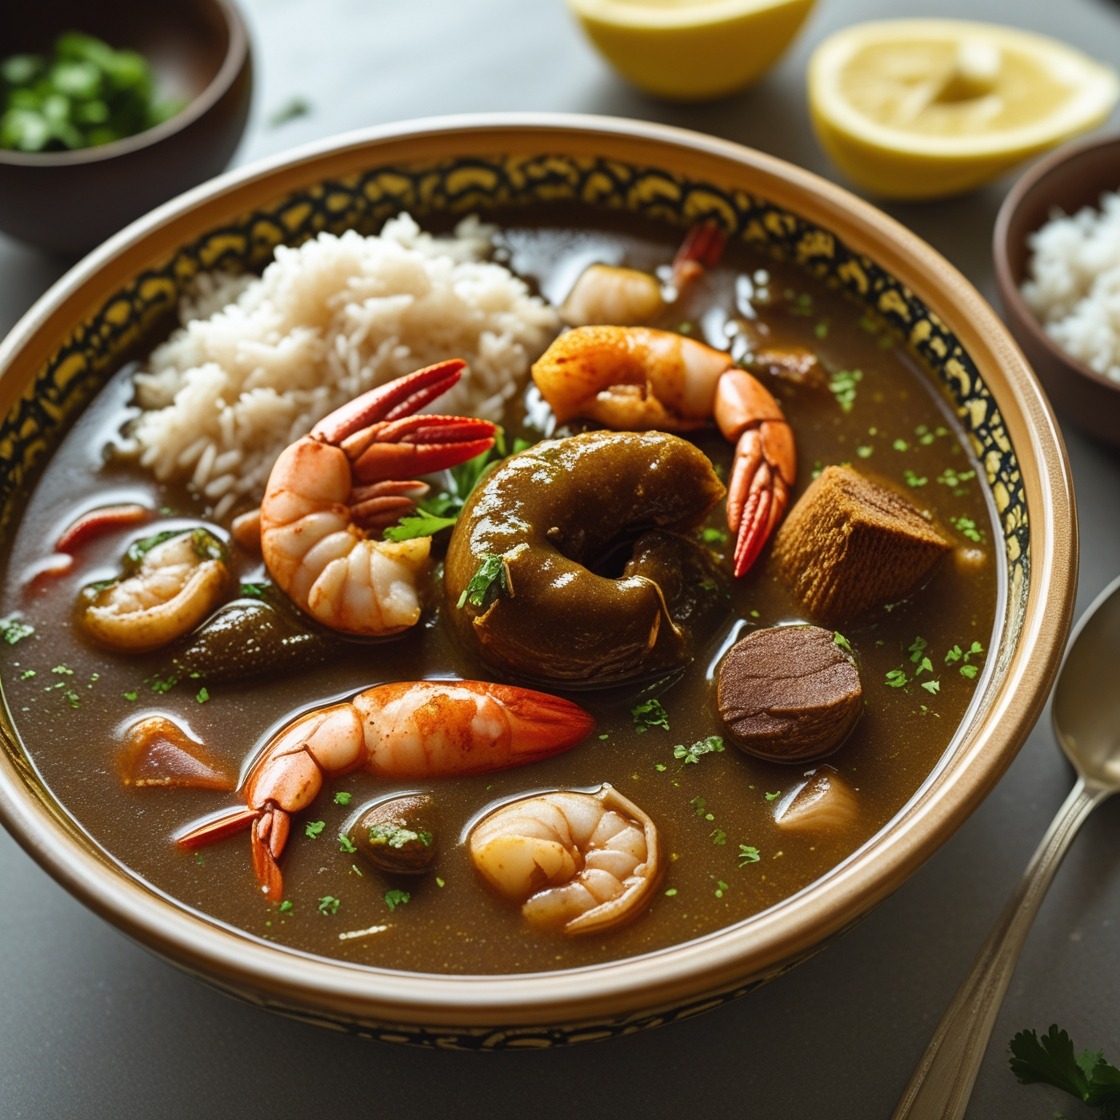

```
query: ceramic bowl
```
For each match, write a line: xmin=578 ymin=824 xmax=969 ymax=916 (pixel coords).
xmin=0 ymin=0 xmax=253 ymax=254
xmin=0 ymin=114 xmax=1076 ymax=1048
xmin=994 ymin=132 xmax=1120 ymax=447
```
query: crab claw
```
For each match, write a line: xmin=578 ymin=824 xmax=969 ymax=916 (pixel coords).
xmin=345 ymin=413 xmax=498 ymax=483
xmin=714 ymin=368 xmax=797 ymax=578
xmin=311 ymin=360 xmax=498 ymax=483
xmin=727 ymin=425 xmax=795 ymax=577
xmin=312 ymin=359 xmax=468 ymax=441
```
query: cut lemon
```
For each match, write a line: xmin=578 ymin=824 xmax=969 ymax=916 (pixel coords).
xmin=567 ymin=0 xmax=818 ymax=102
xmin=807 ymin=20 xmax=1120 ymax=199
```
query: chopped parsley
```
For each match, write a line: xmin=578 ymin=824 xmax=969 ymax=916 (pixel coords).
xmin=333 ymin=791 xmax=352 ymax=806
xmin=951 ymin=515 xmax=985 ymax=543
xmin=317 ymin=896 xmax=340 ymax=916
xmin=304 ymin=820 xmax=326 ymax=839
xmin=384 ymin=889 xmax=411 ymax=912
xmin=672 ymin=735 xmax=725 ymax=765
xmin=369 ymin=823 xmax=432 ymax=849
xmin=828 ymin=367 xmax=863 ymax=412
xmin=945 ymin=640 xmax=985 ymax=679
xmin=1 ymin=617 xmax=33 ymax=644
xmin=738 ymin=845 xmax=761 ymax=867
xmin=338 ymin=833 xmax=357 ymax=854
xmin=631 ymin=698 xmax=670 ymax=733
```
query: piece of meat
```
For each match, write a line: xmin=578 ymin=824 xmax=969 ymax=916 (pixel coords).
xmin=716 ymin=624 xmax=863 ymax=763
xmin=772 ymin=464 xmax=952 ymax=626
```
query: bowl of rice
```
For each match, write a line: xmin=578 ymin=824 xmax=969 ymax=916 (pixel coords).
xmin=993 ymin=131 xmax=1120 ymax=447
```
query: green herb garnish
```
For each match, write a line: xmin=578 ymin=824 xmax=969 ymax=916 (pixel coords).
xmin=382 ymin=511 xmax=457 ymax=543
xmin=1 ymin=617 xmax=33 ymax=645
xmin=369 ymin=823 xmax=432 ymax=849
xmin=304 ymin=820 xmax=326 ymax=839
xmin=1010 ymin=1025 xmax=1120 ymax=1116
xmin=672 ymin=735 xmax=725 ymax=765
xmin=737 ymin=845 xmax=761 ymax=867
xmin=384 ymin=889 xmax=411 ymax=912
xmin=456 ymin=551 xmax=514 ymax=610
xmin=316 ymin=895 xmax=340 ymax=916
xmin=828 ymin=368 xmax=863 ymax=413
xmin=631 ymin=698 xmax=670 ymax=733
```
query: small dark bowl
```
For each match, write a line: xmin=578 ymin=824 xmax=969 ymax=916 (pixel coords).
xmin=994 ymin=132 xmax=1120 ymax=447
xmin=0 ymin=0 xmax=253 ymax=254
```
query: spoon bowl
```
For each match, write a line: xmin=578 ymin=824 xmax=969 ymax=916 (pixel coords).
xmin=1052 ymin=575 xmax=1120 ymax=789
xmin=893 ymin=575 xmax=1120 ymax=1119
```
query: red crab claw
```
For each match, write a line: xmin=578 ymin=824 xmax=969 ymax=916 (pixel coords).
xmin=311 ymin=359 xmax=497 ymax=483
xmin=714 ymin=368 xmax=797 ymax=578
xmin=344 ymin=413 xmax=497 ymax=483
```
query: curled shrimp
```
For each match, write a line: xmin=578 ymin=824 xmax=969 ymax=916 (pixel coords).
xmin=560 ymin=223 xmax=725 ymax=326
xmin=468 ymin=784 xmax=661 ymax=936
xmin=176 ymin=679 xmax=595 ymax=900
xmin=78 ymin=527 xmax=234 ymax=652
xmin=259 ymin=360 xmax=496 ymax=637
xmin=531 ymin=325 xmax=796 ymax=577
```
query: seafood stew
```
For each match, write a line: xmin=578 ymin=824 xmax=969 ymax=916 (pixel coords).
xmin=0 ymin=205 xmax=1000 ymax=975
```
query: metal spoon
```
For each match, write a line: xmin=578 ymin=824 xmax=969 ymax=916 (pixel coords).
xmin=892 ymin=574 xmax=1120 ymax=1120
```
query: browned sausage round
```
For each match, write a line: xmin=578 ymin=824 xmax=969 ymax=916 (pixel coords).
xmin=717 ymin=624 xmax=863 ymax=762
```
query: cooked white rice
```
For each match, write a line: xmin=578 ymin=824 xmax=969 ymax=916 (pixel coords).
xmin=1020 ymin=190 xmax=1120 ymax=383
xmin=124 ymin=213 xmax=561 ymax=520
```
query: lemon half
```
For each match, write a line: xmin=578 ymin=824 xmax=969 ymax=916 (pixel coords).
xmin=808 ymin=20 xmax=1120 ymax=199
xmin=568 ymin=0 xmax=817 ymax=102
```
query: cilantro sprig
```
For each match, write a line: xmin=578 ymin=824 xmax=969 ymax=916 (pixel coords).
xmin=1010 ymin=1025 xmax=1120 ymax=1116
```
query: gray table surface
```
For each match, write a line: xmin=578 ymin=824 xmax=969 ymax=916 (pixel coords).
xmin=3 ymin=1 xmax=1120 ymax=1117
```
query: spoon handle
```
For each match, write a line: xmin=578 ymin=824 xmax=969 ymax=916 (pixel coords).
xmin=891 ymin=775 xmax=1106 ymax=1120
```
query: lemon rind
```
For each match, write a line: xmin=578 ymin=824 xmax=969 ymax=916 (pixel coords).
xmin=568 ymin=0 xmax=810 ymax=32
xmin=808 ymin=18 xmax=1120 ymax=159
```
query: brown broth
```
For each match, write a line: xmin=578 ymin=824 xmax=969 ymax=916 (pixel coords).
xmin=0 ymin=211 xmax=1000 ymax=974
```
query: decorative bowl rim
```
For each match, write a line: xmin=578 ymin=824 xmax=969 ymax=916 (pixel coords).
xmin=0 ymin=111 xmax=1078 ymax=1033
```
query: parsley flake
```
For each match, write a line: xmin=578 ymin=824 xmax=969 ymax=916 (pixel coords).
xmin=738 ymin=845 xmax=761 ymax=867
xmin=384 ymin=889 xmax=411 ymax=912
xmin=632 ymin=698 xmax=670 ymax=733
xmin=672 ymin=735 xmax=725 ymax=765
xmin=1 ymin=618 xmax=33 ymax=645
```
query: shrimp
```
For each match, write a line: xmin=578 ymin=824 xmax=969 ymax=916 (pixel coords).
xmin=530 ymin=325 xmax=796 ymax=577
xmin=468 ymin=784 xmax=661 ymax=936
xmin=79 ymin=527 xmax=234 ymax=652
xmin=559 ymin=223 xmax=725 ymax=326
xmin=259 ymin=360 xmax=496 ymax=636
xmin=176 ymin=679 xmax=596 ymax=900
